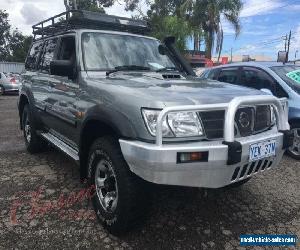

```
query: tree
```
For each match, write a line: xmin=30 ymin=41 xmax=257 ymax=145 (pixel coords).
xmin=64 ymin=0 xmax=107 ymax=12
xmin=0 ymin=10 xmax=32 ymax=62
xmin=183 ymin=0 xmax=242 ymax=59
xmin=151 ymin=16 xmax=192 ymax=52
xmin=147 ymin=0 xmax=198 ymax=52
xmin=8 ymin=30 xmax=32 ymax=62
xmin=0 ymin=10 xmax=11 ymax=61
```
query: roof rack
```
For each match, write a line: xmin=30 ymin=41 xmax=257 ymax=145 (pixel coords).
xmin=32 ymin=10 xmax=150 ymax=41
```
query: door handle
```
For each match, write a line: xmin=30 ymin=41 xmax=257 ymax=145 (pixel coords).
xmin=59 ymin=101 xmax=68 ymax=107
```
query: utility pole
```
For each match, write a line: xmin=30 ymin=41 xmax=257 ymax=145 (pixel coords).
xmin=286 ymin=30 xmax=292 ymax=63
xmin=230 ymin=48 xmax=233 ymax=63
xmin=284 ymin=34 xmax=288 ymax=51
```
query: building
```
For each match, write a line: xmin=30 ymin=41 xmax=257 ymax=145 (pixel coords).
xmin=0 ymin=62 xmax=24 ymax=73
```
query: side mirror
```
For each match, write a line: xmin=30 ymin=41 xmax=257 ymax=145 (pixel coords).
xmin=50 ymin=60 xmax=74 ymax=79
xmin=260 ymin=88 xmax=273 ymax=95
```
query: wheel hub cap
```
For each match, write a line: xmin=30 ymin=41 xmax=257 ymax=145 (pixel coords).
xmin=24 ymin=121 xmax=31 ymax=143
xmin=95 ymin=159 xmax=118 ymax=212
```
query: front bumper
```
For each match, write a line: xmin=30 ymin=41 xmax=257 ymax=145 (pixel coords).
xmin=120 ymin=129 xmax=285 ymax=188
xmin=120 ymin=95 xmax=291 ymax=188
xmin=3 ymin=83 xmax=19 ymax=92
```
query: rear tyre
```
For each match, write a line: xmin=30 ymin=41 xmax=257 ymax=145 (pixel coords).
xmin=287 ymin=122 xmax=300 ymax=160
xmin=225 ymin=178 xmax=251 ymax=188
xmin=22 ymin=105 xmax=46 ymax=153
xmin=88 ymin=136 xmax=151 ymax=235
xmin=0 ymin=86 xmax=4 ymax=96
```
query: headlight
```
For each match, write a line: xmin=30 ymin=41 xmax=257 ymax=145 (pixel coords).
xmin=142 ymin=109 xmax=204 ymax=138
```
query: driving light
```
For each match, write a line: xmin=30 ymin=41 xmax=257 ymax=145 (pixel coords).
xmin=142 ymin=109 xmax=204 ymax=138
xmin=177 ymin=152 xmax=208 ymax=163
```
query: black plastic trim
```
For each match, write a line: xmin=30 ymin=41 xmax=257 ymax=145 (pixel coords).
xmin=222 ymin=141 xmax=242 ymax=165
xmin=279 ymin=130 xmax=294 ymax=149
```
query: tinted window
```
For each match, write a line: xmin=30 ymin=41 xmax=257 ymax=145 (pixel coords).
xmin=39 ymin=38 xmax=58 ymax=73
xmin=57 ymin=36 xmax=76 ymax=61
xmin=25 ymin=41 xmax=44 ymax=70
xmin=240 ymin=67 xmax=274 ymax=90
xmin=207 ymin=69 xmax=218 ymax=80
xmin=217 ymin=68 xmax=239 ymax=84
xmin=271 ymin=66 xmax=300 ymax=95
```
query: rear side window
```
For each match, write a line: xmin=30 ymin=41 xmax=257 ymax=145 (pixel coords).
xmin=25 ymin=41 xmax=44 ymax=70
xmin=217 ymin=68 xmax=239 ymax=84
xmin=39 ymin=38 xmax=58 ymax=73
xmin=207 ymin=69 xmax=218 ymax=80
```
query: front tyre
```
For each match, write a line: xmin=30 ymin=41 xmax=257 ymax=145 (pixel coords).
xmin=22 ymin=105 xmax=45 ymax=153
xmin=88 ymin=136 xmax=150 ymax=235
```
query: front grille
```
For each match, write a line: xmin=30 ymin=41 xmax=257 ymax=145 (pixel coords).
xmin=199 ymin=105 xmax=272 ymax=140
xmin=255 ymin=105 xmax=271 ymax=131
xmin=231 ymin=158 xmax=274 ymax=182
xmin=199 ymin=110 xmax=225 ymax=139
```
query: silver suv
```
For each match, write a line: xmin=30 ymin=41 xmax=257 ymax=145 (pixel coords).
xmin=18 ymin=10 xmax=293 ymax=235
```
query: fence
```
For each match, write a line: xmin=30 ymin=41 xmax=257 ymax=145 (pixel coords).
xmin=0 ymin=62 xmax=25 ymax=74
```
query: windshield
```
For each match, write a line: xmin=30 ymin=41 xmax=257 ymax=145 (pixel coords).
xmin=271 ymin=66 xmax=300 ymax=94
xmin=82 ymin=32 xmax=176 ymax=71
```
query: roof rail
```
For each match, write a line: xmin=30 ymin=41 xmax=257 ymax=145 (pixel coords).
xmin=32 ymin=10 xmax=150 ymax=41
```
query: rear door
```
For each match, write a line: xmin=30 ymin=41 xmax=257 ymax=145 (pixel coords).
xmin=34 ymin=38 xmax=59 ymax=125
xmin=23 ymin=41 xmax=48 ymax=120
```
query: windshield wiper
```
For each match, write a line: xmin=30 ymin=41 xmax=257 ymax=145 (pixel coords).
xmin=155 ymin=67 xmax=179 ymax=72
xmin=106 ymin=65 xmax=150 ymax=76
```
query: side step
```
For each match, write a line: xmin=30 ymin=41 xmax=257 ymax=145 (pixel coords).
xmin=41 ymin=132 xmax=79 ymax=161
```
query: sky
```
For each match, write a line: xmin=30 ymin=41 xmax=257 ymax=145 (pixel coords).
xmin=1 ymin=0 xmax=300 ymax=60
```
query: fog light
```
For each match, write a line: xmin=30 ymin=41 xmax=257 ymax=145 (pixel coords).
xmin=177 ymin=152 xmax=208 ymax=163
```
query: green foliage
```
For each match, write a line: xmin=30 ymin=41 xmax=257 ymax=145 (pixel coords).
xmin=180 ymin=0 xmax=243 ymax=59
xmin=66 ymin=0 xmax=106 ymax=12
xmin=151 ymin=16 xmax=192 ymax=52
xmin=146 ymin=0 xmax=242 ymax=59
xmin=0 ymin=10 xmax=11 ymax=61
xmin=0 ymin=10 xmax=32 ymax=62
xmin=7 ymin=30 xmax=32 ymax=62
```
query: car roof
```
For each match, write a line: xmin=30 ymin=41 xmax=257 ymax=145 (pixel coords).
xmin=211 ymin=61 xmax=296 ymax=70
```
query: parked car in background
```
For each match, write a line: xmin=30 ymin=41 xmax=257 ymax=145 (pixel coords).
xmin=0 ymin=72 xmax=20 ymax=95
xmin=201 ymin=62 xmax=300 ymax=159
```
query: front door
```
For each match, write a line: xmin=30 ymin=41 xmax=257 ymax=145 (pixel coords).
xmin=43 ymin=35 xmax=80 ymax=146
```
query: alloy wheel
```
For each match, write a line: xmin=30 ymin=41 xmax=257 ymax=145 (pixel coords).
xmin=24 ymin=118 xmax=32 ymax=143
xmin=95 ymin=159 xmax=118 ymax=212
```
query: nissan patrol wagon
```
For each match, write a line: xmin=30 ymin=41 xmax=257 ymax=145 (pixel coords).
xmin=18 ymin=10 xmax=293 ymax=234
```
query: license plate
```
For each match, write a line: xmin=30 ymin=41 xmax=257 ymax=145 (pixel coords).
xmin=249 ymin=139 xmax=276 ymax=162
